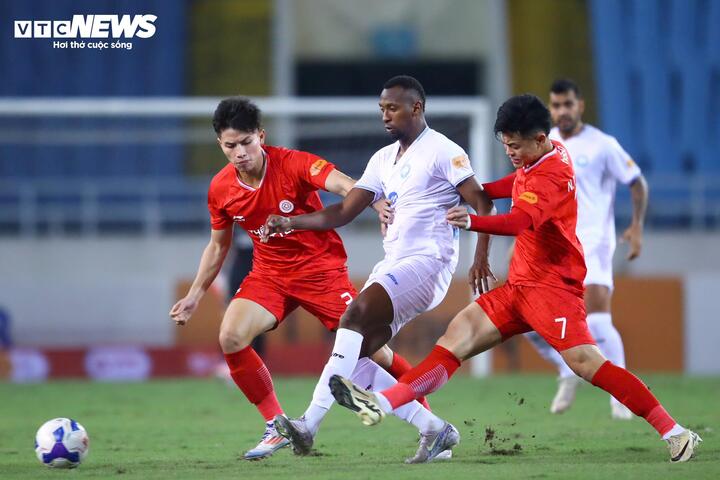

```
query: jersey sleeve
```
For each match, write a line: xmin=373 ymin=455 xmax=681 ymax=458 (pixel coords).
xmin=207 ymin=184 xmax=232 ymax=230
xmin=604 ymin=135 xmax=641 ymax=185
xmin=512 ymin=173 xmax=563 ymax=229
xmin=434 ymin=142 xmax=475 ymax=187
xmin=354 ymin=152 xmax=384 ymax=203
xmin=293 ymin=150 xmax=337 ymax=191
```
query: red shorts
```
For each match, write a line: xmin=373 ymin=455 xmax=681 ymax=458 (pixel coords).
xmin=477 ymin=282 xmax=594 ymax=351
xmin=233 ymin=267 xmax=356 ymax=331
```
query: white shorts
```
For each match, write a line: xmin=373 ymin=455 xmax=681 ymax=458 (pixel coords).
xmin=362 ymin=255 xmax=454 ymax=338
xmin=583 ymin=243 xmax=614 ymax=289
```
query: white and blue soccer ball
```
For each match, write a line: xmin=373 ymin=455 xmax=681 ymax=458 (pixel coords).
xmin=34 ymin=418 xmax=89 ymax=468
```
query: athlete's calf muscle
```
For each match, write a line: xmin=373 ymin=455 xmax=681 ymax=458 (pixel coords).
xmin=437 ymin=303 xmax=502 ymax=360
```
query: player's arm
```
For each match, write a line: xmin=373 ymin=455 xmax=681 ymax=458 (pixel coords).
xmin=169 ymin=227 xmax=233 ymax=325
xmin=456 ymin=177 xmax=496 ymax=294
xmin=261 ymin=188 xmax=375 ymax=242
xmin=482 ymin=172 xmax=516 ymax=199
xmin=447 ymin=206 xmax=532 ymax=235
xmin=622 ymin=174 xmax=648 ymax=260
xmin=324 ymin=168 xmax=394 ymax=227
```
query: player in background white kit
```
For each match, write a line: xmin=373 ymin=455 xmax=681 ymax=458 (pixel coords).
xmin=261 ymin=75 xmax=495 ymax=463
xmin=524 ymin=78 xmax=649 ymax=419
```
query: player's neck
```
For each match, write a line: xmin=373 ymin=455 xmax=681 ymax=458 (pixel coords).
xmin=559 ymin=121 xmax=584 ymax=140
xmin=524 ymin=140 xmax=555 ymax=168
xmin=397 ymin=121 xmax=428 ymax=153
xmin=235 ymin=152 xmax=267 ymax=188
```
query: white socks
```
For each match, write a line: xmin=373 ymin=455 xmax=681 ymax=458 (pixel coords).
xmin=350 ymin=357 xmax=445 ymax=435
xmin=587 ymin=312 xmax=625 ymax=368
xmin=302 ymin=327 xmax=445 ymax=437
xmin=662 ymin=423 xmax=686 ymax=440
xmin=586 ymin=312 xmax=627 ymax=407
xmin=303 ymin=328 xmax=364 ymax=434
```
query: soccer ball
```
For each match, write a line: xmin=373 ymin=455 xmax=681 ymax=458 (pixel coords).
xmin=34 ymin=418 xmax=89 ymax=468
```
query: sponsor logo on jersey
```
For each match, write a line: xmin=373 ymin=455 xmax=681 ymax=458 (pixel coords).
xmin=279 ymin=200 xmax=294 ymax=213
xmin=309 ymin=159 xmax=328 ymax=176
xmin=233 ymin=215 xmax=245 ymax=222
xmin=331 ymin=352 xmax=345 ymax=359
xmin=248 ymin=225 xmax=292 ymax=239
xmin=452 ymin=155 xmax=470 ymax=169
xmin=385 ymin=273 xmax=399 ymax=285
xmin=388 ymin=192 xmax=398 ymax=205
xmin=568 ymin=180 xmax=575 ymax=192
xmin=519 ymin=191 xmax=538 ymax=204
xmin=400 ymin=164 xmax=411 ymax=179
xmin=626 ymin=158 xmax=636 ymax=169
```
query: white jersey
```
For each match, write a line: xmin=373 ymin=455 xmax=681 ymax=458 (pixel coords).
xmin=550 ymin=124 xmax=641 ymax=251
xmin=355 ymin=127 xmax=475 ymax=266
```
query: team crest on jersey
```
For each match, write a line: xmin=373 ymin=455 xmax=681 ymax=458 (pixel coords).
xmin=452 ymin=155 xmax=470 ymax=169
xmin=310 ymin=159 xmax=328 ymax=176
xmin=626 ymin=158 xmax=636 ymax=169
xmin=574 ymin=155 xmax=589 ymax=167
xmin=279 ymin=200 xmax=294 ymax=213
xmin=519 ymin=191 xmax=538 ymax=204
xmin=400 ymin=164 xmax=411 ymax=179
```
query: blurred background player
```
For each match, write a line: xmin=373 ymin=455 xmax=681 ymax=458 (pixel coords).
xmin=263 ymin=75 xmax=494 ymax=463
xmin=524 ymin=78 xmax=649 ymax=418
xmin=329 ymin=94 xmax=701 ymax=464
xmin=169 ymin=97 xmax=417 ymax=460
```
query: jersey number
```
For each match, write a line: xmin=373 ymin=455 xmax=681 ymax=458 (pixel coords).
xmin=554 ymin=317 xmax=567 ymax=339
xmin=340 ymin=292 xmax=353 ymax=305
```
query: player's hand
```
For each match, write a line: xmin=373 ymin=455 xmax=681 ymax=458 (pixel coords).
xmin=469 ymin=255 xmax=497 ymax=295
xmin=261 ymin=215 xmax=291 ymax=243
xmin=621 ymin=223 xmax=643 ymax=260
xmin=447 ymin=206 xmax=471 ymax=229
xmin=372 ymin=199 xmax=394 ymax=237
xmin=169 ymin=296 xmax=199 ymax=326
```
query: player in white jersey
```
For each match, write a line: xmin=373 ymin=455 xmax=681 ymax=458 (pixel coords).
xmin=524 ymin=78 xmax=649 ymax=418
xmin=261 ymin=75 xmax=494 ymax=462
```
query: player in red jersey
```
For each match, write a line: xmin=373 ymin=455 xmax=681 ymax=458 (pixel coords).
xmin=329 ymin=94 xmax=701 ymax=463
xmin=169 ymin=97 xmax=427 ymax=460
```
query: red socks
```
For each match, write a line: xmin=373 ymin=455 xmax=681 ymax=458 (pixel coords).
xmin=386 ymin=352 xmax=432 ymax=411
xmin=381 ymin=345 xmax=461 ymax=410
xmin=224 ymin=346 xmax=283 ymax=421
xmin=591 ymin=361 xmax=676 ymax=436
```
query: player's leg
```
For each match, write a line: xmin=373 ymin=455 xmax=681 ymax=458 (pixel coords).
xmin=369 ymin=345 xmax=431 ymax=410
xmin=280 ymin=258 xmax=454 ymax=457
xmin=219 ymin=297 xmax=291 ymax=459
xmin=329 ymin=301 xmax=505 ymax=460
xmin=524 ymin=331 xmax=580 ymax=413
xmin=560 ymin=344 xmax=701 ymax=462
xmin=585 ymin=283 xmax=631 ymax=418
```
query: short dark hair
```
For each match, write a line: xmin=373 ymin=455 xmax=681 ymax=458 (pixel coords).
xmin=212 ymin=97 xmax=262 ymax=135
xmin=383 ymin=75 xmax=426 ymax=111
xmin=550 ymin=78 xmax=582 ymax=98
xmin=493 ymin=94 xmax=552 ymax=138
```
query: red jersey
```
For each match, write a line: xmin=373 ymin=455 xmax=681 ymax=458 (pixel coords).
xmin=508 ymin=141 xmax=586 ymax=295
xmin=207 ymin=145 xmax=348 ymax=276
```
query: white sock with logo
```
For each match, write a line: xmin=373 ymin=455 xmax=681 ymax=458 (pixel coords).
xmin=303 ymin=328 xmax=363 ymax=435
xmin=350 ymin=357 xmax=445 ymax=435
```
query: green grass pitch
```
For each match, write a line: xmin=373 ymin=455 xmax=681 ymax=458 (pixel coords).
xmin=1 ymin=374 xmax=718 ymax=479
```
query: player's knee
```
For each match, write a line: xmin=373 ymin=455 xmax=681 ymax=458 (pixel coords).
xmin=338 ymin=300 xmax=370 ymax=333
xmin=218 ymin=327 xmax=252 ymax=353
xmin=563 ymin=350 xmax=595 ymax=381
xmin=370 ymin=344 xmax=393 ymax=369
